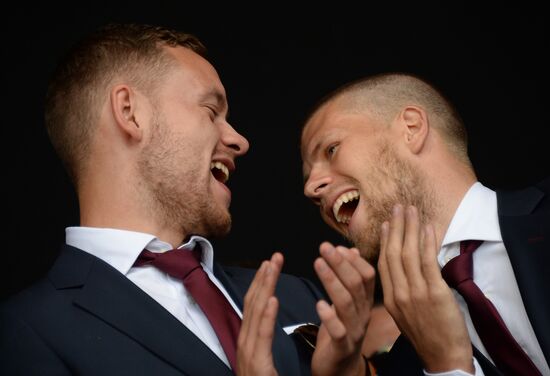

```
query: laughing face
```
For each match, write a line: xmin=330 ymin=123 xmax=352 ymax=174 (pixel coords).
xmin=138 ymin=46 xmax=249 ymax=239
xmin=301 ymin=99 xmax=432 ymax=263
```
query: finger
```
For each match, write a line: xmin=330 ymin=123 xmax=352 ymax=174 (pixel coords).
xmin=240 ymin=255 xmax=282 ymax=353
xmin=316 ymin=300 xmax=347 ymax=342
xmin=247 ymin=258 xmax=282 ymax=338
xmin=270 ymin=252 xmax=284 ymax=271
xmin=378 ymin=221 xmax=395 ymax=309
xmin=339 ymin=247 xmax=376 ymax=286
xmin=237 ymin=295 xmax=279 ymax=375
xmin=420 ymin=224 xmax=443 ymax=285
xmin=401 ymin=206 xmax=427 ymax=291
xmin=314 ymin=255 xmax=357 ymax=329
xmin=385 ymin=204 xmax=409 ymax=293
xmin=242 ymin=261 xmax=267 ymax=317
xmin=320 ymin=242 xmax=368 ymax=307
xmin=239 ymin=261 xmax=268 ymax=349
xmin=338 ymin=247 xmax=376 ymax=308
xmin=255 ymin=296 xmax=279 ymax=358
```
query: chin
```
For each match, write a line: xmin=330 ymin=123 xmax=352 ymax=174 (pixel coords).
xmin=349 ymin=233 xmax=380 ymax=265
xmin=202 ymin=211 xmax=232 ymax=239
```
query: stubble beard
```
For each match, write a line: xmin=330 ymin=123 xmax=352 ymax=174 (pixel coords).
xmin=137 ymin=113 xmax=232 ymax=242
xmin=349 ymin=141 xmax=435 ymax=264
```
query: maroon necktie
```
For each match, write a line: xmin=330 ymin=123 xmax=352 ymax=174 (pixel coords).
xmin=135 ymin=247 xmax=241 ymax=370
xmin=441 ymin=240 xmax=541 ymax=376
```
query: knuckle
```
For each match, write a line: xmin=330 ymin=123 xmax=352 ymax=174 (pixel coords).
xmin=410 ymin=288 xmax=426 ymax=302
xmin=383 ymin=297 xmax=396 ymax=312
xmin=333 ymin=327 xmax=347 ymax=341
xmin=339 ymin=293 xmax=353 ymax=307
xmin=430 ymin=286 xmax=449 ymax=301
xmin=364 ymin=264 xmax=376 ymax=279
xmin=401 ymin=246 xmax=413 ymax=258
xmin=394 ymin=291 xmax=410 ymax=306
xmin=347 ymin=273 xmax=362 ymax=291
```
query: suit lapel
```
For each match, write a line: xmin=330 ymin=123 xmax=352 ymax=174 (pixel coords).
xmin=497 ymin=185 xmax=550 ymax=366
xmin=50 ymin=245 xmax=233 ymax=376
xmin=214 ymin=264 xmax=245 ymax=309
xmin=215 ymin=264 xmax=303 ymax=375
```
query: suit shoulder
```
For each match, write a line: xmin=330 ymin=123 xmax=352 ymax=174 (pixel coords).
xmin=497 ymin=176 xmax=550 ymax=216
xmin=1 ymin=276 xmax=68 ymax=330
xmin=1 ymin=278 xmax=53 ymax=345
xmin=1 ymin=281 xmax=71 ymax=375
xmin=535 ymin=176 xmax=550 ymax=193
xmin=2 ymin=277 xmax=55 ymax=310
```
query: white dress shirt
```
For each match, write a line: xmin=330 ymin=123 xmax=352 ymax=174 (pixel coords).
xmin=427 ymin=182 xmax=549 ymax=376
xmin=66 ymin=227 xmax=243 ymax=369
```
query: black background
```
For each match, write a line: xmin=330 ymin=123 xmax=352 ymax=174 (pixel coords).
xmin=2 ymin=3 xmax=548 ymax=299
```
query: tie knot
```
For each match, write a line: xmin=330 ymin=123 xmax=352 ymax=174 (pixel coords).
xmin=460 ymin=239 xmax=483 ymax=255
xmin=134 ymin=247 xmax=203 ymax=280
xmin=441 ymin=240 xmax=483 ymax=288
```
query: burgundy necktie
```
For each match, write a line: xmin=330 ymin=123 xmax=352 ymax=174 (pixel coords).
xmin=441 ymin=240 xmax=541 ymax=376
xmin=135 ymin=247 xmax=241 ymax=370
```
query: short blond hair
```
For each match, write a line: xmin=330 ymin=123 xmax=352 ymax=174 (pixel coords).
xmin=44 ymin=23 xmax=206 ymax=185
xmin=306 ymin=73 xmax=470 ymax=163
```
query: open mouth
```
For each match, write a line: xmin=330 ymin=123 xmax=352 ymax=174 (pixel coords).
xmin=210 ymin=161 xmax=229 ymax=183
xmin=332 ymin=190 xmax=360 ymax=224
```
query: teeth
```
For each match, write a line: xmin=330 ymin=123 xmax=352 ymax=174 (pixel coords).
xmin=210 ymin=161 xmax=229 ymax=183
xmin=332 ymin=190 xmax=360 ymax=224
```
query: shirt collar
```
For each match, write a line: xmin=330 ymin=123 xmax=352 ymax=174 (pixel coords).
xmin=66 ymin=227 xmax=215 ymax=275
xmin=178 ymin=235 xmax=215 ymax=272
xmin=441 ymin=182 xmax=503 ymax=247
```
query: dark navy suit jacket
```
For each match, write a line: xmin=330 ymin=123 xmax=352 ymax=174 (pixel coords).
xmin=376 ymin=177 xmax=550 ymax=375
xmin=1 ymin=245 xmax=323 ymax=375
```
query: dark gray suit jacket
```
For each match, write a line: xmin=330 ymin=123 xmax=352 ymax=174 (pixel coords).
xmin=1 ymin=245 xmax=324 ymax=375
xmin=376 ymin=177 xmax=550 ymax=375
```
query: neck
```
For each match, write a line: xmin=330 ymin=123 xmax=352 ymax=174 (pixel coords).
xmin=77 ymin=172 xmax=187 ymax=248
xmin=429 ymin=162 xmax=477 ymax=250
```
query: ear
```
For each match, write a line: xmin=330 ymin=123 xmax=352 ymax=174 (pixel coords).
xmin=398 ymin=105 xmax=429 ymax=155
xmin=110 ymin=84 xmax=143 ymax=142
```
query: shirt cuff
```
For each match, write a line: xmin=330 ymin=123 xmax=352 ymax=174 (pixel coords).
xmin=423 ymin=357 xmax=484 ymax=376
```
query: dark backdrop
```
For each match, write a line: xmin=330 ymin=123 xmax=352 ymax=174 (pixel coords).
xmin=2 ymin=3 xmax=548 ymax=299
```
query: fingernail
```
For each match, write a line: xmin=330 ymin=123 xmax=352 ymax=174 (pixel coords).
xmin=381 ymin=221 xmax=389 ymax=233
xmin=393 ymin=204 xmax=401 ymax=215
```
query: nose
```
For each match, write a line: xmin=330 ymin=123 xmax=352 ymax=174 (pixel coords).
xmin=221 ymin=122 xmax=249 ymax=157
xmin=304 ymin=167 xmax=332 ymax=205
